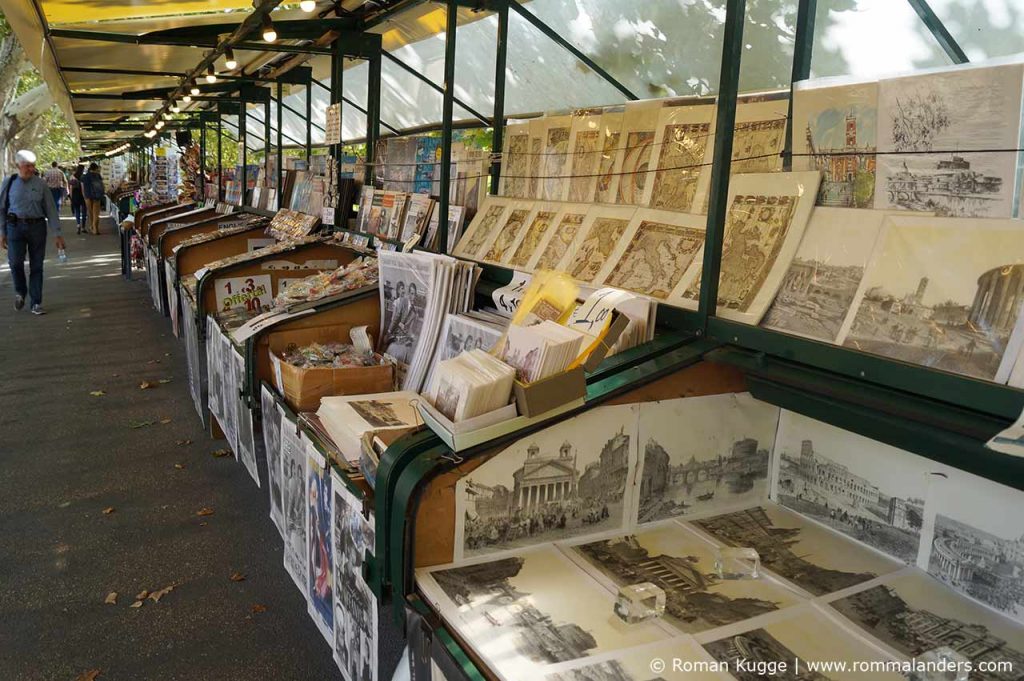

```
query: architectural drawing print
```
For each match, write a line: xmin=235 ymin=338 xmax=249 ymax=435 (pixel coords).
xmin=510 ymin=210 xmax=558 ymax=269
xmin=568 ymin=129 xmax=601 ymax=203
xmin=457 ymin=405 xmax=637 ymax=558
xmin=636 ymin=394 xmax=779 ymax=523
xmin=535 ymin=211 xmax=588 ymax=271
xmin=604 ymin=218 xmax=704 ymax=299
xmin=649 ymin=122 xmax=711 ymax=212
xmin=570 ymin=523 xmax=799 ymax=634
xmin=616 ymin=131 xmax=656 ymax=205
xmin=775 ymin=411 xmax=928 ymax=564
xmin=925 ymin=470 xmax=1024 ymax=624
xmin=761 ymin=208 xmax=885 ymax=343
xmin=875 ymin=64 xmax=1023 ymax=218
xmin=421 ymin=547 xmax=667 ymax=679
xmin=683 ymin=194 xmax=799 ymax=313
xmin=805 ymin=105 xmax=877 ymax=208
xmin=830 ymin=573 xmax=1024 ymax=680
xmin=484 ymin=208 xmax=532 ymax=263
xmin=542 ymin=123 xmax=572 ymax=201
xmin=541 ymin=640 xmax=725 ymax=681
xmin=692 ymin=505 xmax=902 ymax=596
xmin=703 ymin=611 xmax=905 ymax=681
xmin=567 ymin=217 xmax=631 ymax=284
xmin=842 ymin=216 xmax=1024 ymax=381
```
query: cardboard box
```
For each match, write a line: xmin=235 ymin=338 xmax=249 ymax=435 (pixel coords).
xmin=513 ymin=365 xmax=587 ymax=418
xmin=267 ymin=326 xmax=394 ymax=412
xmin=418 ymin=399 xmax=583 ymax=453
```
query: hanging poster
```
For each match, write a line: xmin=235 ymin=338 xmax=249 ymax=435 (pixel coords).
xmin=644 ymin=100 xmax=715 ymax=212
xmin=540 ymin=115 xmax=573 ymax=202
xmin=331 ymin=472 xmax=378 ymax=681
xmin=306 ymin=441 xmax=334 ymax=645
xmin=565 ymin=109 xmax=603 ymax=204
xmin=261 ymin=386 xmax=285 ymax=536
xmin=874 ymin=62 xmax=1024 ymax=218
xmin=615 ymin=100 xmax=661 ymax=205
xmin=499 ymin=120 xmax=532 ymax=199
xmin=593 ymin=109 xmax=624 ymax=205
xmin=281 ymin=417 xmax=309 ymax=597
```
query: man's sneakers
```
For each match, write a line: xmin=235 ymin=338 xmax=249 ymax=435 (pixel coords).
xmin=14 ymin=295 xmax=25 ymax=311
xmin=31 ymin=304 xmax=45 ymax=315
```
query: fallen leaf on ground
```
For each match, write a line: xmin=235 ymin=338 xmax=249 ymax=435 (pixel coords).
xmin=196 ymin=507 xmax=214 ymax=517
xmin=229 ymin=572 xmax=245 ymax=582
xmin=251 ymin=604 xmax=267 ymax=614
xmin=73 ymin=670 xmax=101 ymax=681
xmin=211 ymin=449 xmax=232 ymax=458
xmin=174 ymin=463 xmax=185 ymax=470
xmin=128 ymin=420 xmax=154 ymax=429
xmin=139 ymin=381 xmax=154 ymax=390
xmin=175 ymin=439 xmax=192 ymax=447
xmin=111 ymin=373 xmax=119 ymax=377
xmin=129 ymin=601 xmax=143 ymax=609
xmin=102 ymin=507 xmax=115 ymax=515
xmin=149 ymin=584 xmax=175 ymax=602
xmin=136 ymin=590 xmax=149 ymax=600
xmin=159 ymin=418 xmax=172 ymax=425
xmin=104 ymin=592 xmax=117 ymax=605
xmin=158 ymin=378 xmax=172 ymax=384
xmin=89 ymin=391 xmax=105 ymax=397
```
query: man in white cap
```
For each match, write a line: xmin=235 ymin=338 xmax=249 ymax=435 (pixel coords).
xmin=0 ymin=149 xmax=65 ymax=315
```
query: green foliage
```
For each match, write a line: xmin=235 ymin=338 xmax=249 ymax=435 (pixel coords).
xmin=854 ymin=170 xmax=875 ymax=208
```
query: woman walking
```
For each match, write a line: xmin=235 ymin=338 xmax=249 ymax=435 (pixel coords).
xmin=69 ymin=165 xmax=87 ymax=234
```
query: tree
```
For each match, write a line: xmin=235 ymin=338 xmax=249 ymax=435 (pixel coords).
xmin=0 ymin=9 xmax=77 ymax=170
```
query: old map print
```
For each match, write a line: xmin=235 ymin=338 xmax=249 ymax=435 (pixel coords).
xmin=567 ymin=129 xmax=602 ymax=203
xmin=502 ymin=127 xmax=531 ymax=199
xmin=509 ymin=210 xmax=558 ymax=269
xmin=649 ymin=122 xmax=711 ymax=212
xmin=604 ymin=214 xmax=705 ymax=299
xmin=455 ymin=200 xmax=508 ymax=259
xmin=567 ymin=216 xmax=632 ymax=284
xmin=616 ymin=130 xmax=656 ymax=205
xmin=484 ymin=208 xmax=532 ymax=264
xmin=534 ymin=210 xmax=588 ymax=271
xmin=542 ymin=119 xmax=572 ymax=201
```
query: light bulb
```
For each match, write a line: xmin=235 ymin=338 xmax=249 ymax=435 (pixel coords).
xmin=190 ymin=80 xmax=200 ymax=96
xmin=262 ymin=15 xmax=277 ymax=42
xmin=206 ymin=65 xmax=217 ymax=84
xmin=300 ymin=0 xmax=315 ymax=12
xmin=182 ymin=94 xmax=192 ymax=103
xmin=171 ymin=104 xmax=181 ymax=113
xmin=155 ymin=120 xmax=165 ymax=130
xmin=224 ymin=47 xmax=237 ymax=70
xmin=163 ymin=112 xmax=172 ymax=120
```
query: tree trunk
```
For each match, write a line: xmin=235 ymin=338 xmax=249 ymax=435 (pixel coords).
xmin=1 ymin=84 xmax=54 ymax=168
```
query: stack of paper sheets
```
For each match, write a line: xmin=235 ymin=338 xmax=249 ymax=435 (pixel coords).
xmin=499 ymin=320 xmax=586 ymax=383
xmin=428 ymin=349 xmax=516 ymax=422
xmin=315 ymin=390 xmax=421 ymax=464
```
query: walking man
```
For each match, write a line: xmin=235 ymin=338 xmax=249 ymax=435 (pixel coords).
xmin=0 ymin=149 xmax=65 ymax=315
xmin=43 ymin=161 xmax=68 ymax=214
xmin=82 ymin=162 xmax=105 ymax=235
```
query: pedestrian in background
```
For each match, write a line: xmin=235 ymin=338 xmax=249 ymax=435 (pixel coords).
xmin=0 ymin=149 xmax=65 ymax=315
xmin=82 ymin=162 xmax=105 ymax=235
xmin=69 ymin=164 xmax=87 ymax=234
xmin=43 ymin=161 xmax=68 ymax=214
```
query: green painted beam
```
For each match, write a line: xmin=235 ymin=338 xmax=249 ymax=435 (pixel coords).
xmin=906 ymin=0 xmax=969 ymax=64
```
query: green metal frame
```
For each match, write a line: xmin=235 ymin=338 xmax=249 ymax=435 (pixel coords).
xmin=906 ymin=0 xmax=969 ymax=64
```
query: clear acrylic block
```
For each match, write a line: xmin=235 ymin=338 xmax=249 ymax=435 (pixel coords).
xmin=909 ymin=647 xmax=970 ymax=681
xmin=714 ymin=547 xmax=760 ymax=580
xmin=614 ymin=582 xmax=666 ymax=624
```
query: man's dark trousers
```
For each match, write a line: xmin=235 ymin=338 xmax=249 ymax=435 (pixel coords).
xmin=6 ymin=219 xmax=47 ymax=305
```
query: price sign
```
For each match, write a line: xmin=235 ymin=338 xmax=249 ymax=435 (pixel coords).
xmin=491 ymin=271 xmax=532 ymax=318
xmin=215 ymin=274 xmax=274 ymax=314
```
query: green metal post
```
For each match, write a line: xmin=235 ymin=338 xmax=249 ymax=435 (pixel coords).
xmin=489 ymin=0 xmax=509 ymax=194
xmin=217 ymin=114 xmax=223 ymax=201
xmin=199 ymin=121 xmax=207 ymax=201
xmin=366 ymin=53 xmax=382 ymax=187
xmin=784 ymin=0 xmax=816 ymax=171
xmin=240 ymin=101 xmax=248 ymax=206
xmin=276 ymin=81 xmax=283 ymax=210
xmin=906 ymin=0 xmax=969 ymax=64
xmin=696 ymin=0 xmax=747 ymax=330
xmin=437 ymin=0 xmax=458 ymax=253
xmin=264 ymin=97 xmax=271 ymax=196
xmin=305 ymin=79 xmax=313 ymax=165
xmin=332 ymin=39 xmax=345 ymax=227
